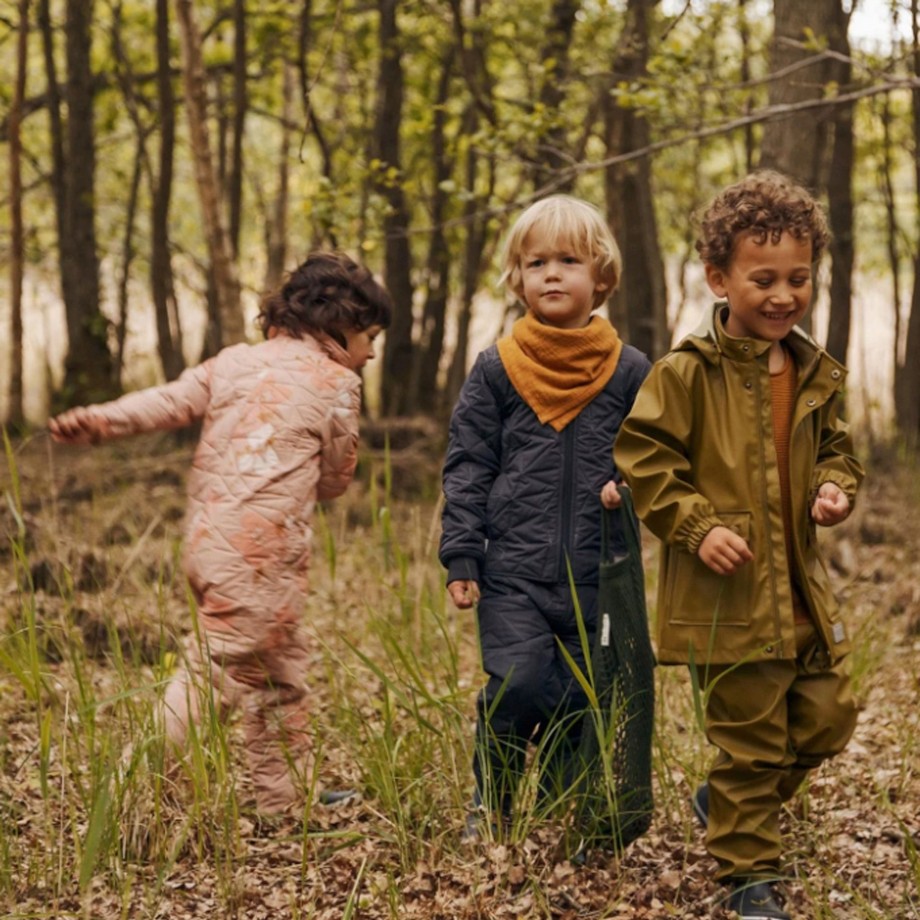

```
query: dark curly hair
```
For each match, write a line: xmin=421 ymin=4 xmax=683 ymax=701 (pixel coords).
xmin=695 ymin=170 xmax=830 ymax=271
xmin=257 ymin=251 xmax=392 ymax=345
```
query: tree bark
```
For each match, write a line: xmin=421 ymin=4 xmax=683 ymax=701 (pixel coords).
xmin=114 ymin=140 xmax=144 ymax=384
xmin=823 ymin=3 xmax=854 ymax=367
xmin=173 ymin=0 xmax=245 ymax=348
xmin=6 ymin=0 xmax=29 ymax=428
xmin=444 ymin=0 xmax=497 ymax=408
xmin=738 ymin=0 xmax=756 ymax=173
xmin=228 ymin=0 xmax=247 ymax=258
xmin=879 ymin=94 xmax=905 ymax=426
xmin=534 ymin=0 xmax=580 ymax=189
xmin=151 ymin=0 xmax=185 ymax=380
xmin=898 ymin=0 xmax=920 ymax=446
xmin=410 ymin=50 xmax=455 ymax=414
xmin=375 ymin=0 xmax=415 ymax=417
xmin=264 ymin=61 xmax=293 ymax=292
xmin=446 ymin=107 xmax=494 ymax=408
xmin=759 ymin=0 xmax=836 ymax=190
xmin=758 ymin=0 xmax=840 ymax=338
xmin=297 ymin=0 xmax=334 ymax=183
xmin=51 ymin=0 xmax=116 ymax=406
xmin=445 ymin=0 xmax=497 ymax=126
xmin=604 ymin=0 xmax=668 ymax=359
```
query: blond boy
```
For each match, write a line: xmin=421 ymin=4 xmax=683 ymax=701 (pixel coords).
xmin=440 ymin=195 xmax=650 ymax=837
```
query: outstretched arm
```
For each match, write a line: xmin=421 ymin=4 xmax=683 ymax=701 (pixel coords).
xmin=49 ymin=407 xmax=110 ymax=445
xmin=49 ymin=362 xmax=213 ymax=445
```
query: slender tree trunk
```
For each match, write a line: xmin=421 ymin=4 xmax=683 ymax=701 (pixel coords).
xmin=151 ymin=0 xmax=185 ymax=380
xmin=604 ymin=0 xmax=668 ymax=359
xmin=759 ymin=0 xmax=835 ymax=189
xmin=228 ymin=0 xmax=247 ymax=257
xmin=411 ymin=50 xmax=455 ymax=413
xmin=738 ymin=0 xmax=755 ymax=173
xmin=824 ymin=4 xmax=854 ymax=367
xmin=443 ymin=0 xmax=497 ymax=407
xmin=445 ymin=0 xmax=497 ymax=125
xmin=534 ymin=0 xmax=579 ymax=189
xmin=758 ymin=0 xmax=840 ymax=337
xmin=446 ymin=108 xmax=493 ymax=408
xmin=879 ymin=94 xmax=905 ymax=424
xmin=297 ymin=0 xmax=334 ymax=184
xmin=112 ymin=0 xmax=185 ymax=380
xmin=109 ymin=0 xmax=154 ymax=385
xmin=114 ymin=140 xmax=144 ymax=384
xmin=265 ymin=61 xmax=293 ymax=291
xmin=7 ymin=0 xmax=29 ymax=427
xmin=59 ymin=0 xmax=114 ymax=405
xmin=375 ymin=0 xmax=415 ymax=417
xmin=173 ymin=0 xmax=245 ymax=348
xmin=899 ymin=0 xmax=920 ymax=446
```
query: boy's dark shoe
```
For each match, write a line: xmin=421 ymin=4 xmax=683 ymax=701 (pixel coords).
xmin=460 ymin=790 xmax=508 ymax=844
xmin=691 ymin=783 xmax=709 ymax=829
xmin=460 ymin=809 xmax=498 ymax=844
xmin=727 ymin=880 xmax=791 ymax=920
xmin=318 ymin=788 xmax=359 ymax=806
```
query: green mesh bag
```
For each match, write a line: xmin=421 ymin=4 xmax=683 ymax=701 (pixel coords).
xmin=575 ymin=486 xmax=655 ymax=850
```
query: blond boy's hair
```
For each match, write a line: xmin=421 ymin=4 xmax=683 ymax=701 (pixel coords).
xmin=500 ymin=195 xmax=622 ymax=310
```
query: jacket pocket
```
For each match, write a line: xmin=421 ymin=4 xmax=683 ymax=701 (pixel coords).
xmin=665 ymin=511 xmax=754 ymax=628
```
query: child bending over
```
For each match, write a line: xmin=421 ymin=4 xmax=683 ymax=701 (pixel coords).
xmin=50 ymin=251 xmax=391 ymax=815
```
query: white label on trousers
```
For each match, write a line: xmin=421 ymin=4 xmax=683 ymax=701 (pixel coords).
xmin=601 ymin=613 xmax=611 ymax=647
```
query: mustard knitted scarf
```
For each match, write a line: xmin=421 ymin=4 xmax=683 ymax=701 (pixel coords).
xmin=496 ymin=311 xmax=623 ymax=431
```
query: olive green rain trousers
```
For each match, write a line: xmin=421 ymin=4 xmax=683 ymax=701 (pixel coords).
xmin=695 ymin=619 xmax=858 ymax=881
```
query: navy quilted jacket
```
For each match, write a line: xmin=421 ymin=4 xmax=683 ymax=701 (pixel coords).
xmin=439 ymin=343 xmax=651 ymax=586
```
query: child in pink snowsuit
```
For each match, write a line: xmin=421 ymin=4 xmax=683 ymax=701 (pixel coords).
xmin=49 ymin=251 xmax=392 ymax=814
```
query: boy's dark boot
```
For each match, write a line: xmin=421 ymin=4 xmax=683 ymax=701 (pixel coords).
xmin=691 ymin=783 xmax=709 ymax=828
xmin=460 ymin=790 xmax=508 ymax=844
xmin=726 ymin=880 xmax=791 ymax=920
xmin=318 ymin=788 xmax=359 ymax=806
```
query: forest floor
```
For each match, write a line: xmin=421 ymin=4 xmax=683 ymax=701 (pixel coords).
xmin=0 ymin=428 xmax=918 ymax=919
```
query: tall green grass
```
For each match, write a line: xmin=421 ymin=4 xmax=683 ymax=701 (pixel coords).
xmin=0 ymin=433 xmax=915 ymax=917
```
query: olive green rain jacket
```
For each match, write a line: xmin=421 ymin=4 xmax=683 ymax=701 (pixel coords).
xmin=615 ymin=303 xmax=865 ymax=667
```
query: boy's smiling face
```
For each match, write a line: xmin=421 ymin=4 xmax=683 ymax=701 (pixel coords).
xmin=705 ymin=230 xmax=814 ymax=342
xmin=519 ymin=228 xmax=605 ymax=329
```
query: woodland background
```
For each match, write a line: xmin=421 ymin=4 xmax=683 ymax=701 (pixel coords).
xmin=1 ymin=1 xmax=920 ymax=919
xmin=1 ymin=0 xmax=920 ymax=439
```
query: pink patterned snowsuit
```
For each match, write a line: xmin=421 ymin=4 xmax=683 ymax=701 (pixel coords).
xmin=82 ymin=332 xmax=360 ymax=812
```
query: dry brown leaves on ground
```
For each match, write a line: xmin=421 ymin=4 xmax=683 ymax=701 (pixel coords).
xmin=0 ymin=432 xmax=918 ymax=918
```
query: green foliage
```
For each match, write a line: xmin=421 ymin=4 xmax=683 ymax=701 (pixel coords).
xmin=1 ymin=0 xmax=917 ymax=422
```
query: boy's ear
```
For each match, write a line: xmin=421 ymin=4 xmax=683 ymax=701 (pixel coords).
xmin=704 ymin=263 xmax=728 ymax=298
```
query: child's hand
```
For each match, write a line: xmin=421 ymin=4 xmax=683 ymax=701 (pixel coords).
xmin=698 ymin=525 xmax=754 ymax=575
xmin=48 ymin=408 xmax=105 ymax=445
xmin=600 ymin=480 xmax=622 ymax=509
xmin=447 ymin=579 xmax=480 ymax=609
xmin=811 ymin=482 xmax=850 ymax=526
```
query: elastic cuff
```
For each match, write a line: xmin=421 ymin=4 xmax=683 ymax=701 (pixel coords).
xmin=446 ymin=557 xmax=481 ymax=585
